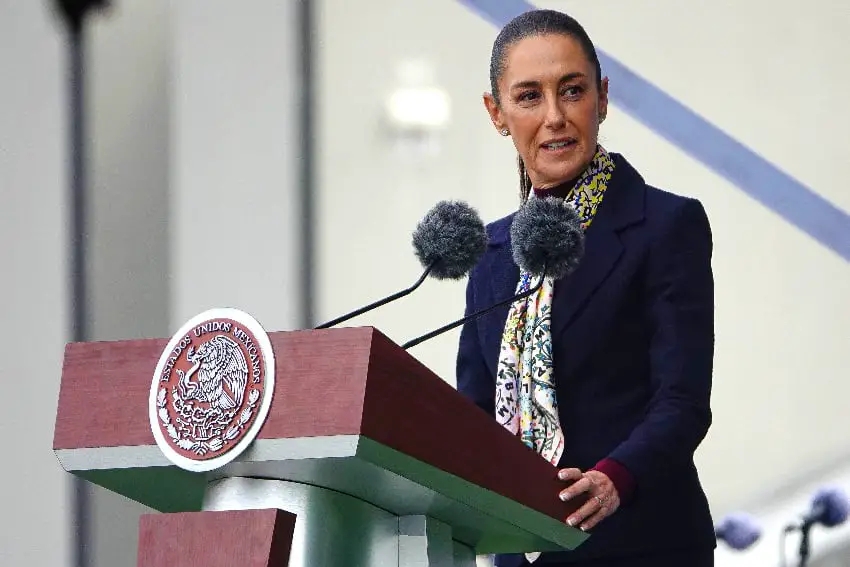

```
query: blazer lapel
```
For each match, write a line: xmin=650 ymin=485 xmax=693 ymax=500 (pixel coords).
xmin=550 ymin=154 xmax=646 ymax=339
xmin=551 ymin=224 xmax=623 ymax=338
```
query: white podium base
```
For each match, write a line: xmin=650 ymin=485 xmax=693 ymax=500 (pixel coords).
xmin=203 ymin=476 xmax=476 ymax=567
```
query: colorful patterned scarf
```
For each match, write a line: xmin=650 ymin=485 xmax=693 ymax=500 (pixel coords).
xmin=494 ymin=147 xmax=615 ymax=466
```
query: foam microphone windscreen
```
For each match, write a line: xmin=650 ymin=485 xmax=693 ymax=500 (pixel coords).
xmin=412 ymin=200 xmax=488 ymax=280
xmin=811 ymin=487 xmax=850 ymax=527
xmin=510 ymin=196 xmax=584 ymax=280
xmin=715 ymin=512 xmax=762 ymax=551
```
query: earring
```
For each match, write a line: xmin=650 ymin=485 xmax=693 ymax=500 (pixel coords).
xmin=500 ymin=128 xmax=510 ymax=136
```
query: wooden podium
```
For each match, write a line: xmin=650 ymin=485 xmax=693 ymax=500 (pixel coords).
xmin=53 ymin=325 xmax=588 ymax=566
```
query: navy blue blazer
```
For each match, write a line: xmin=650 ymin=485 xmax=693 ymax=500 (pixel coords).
xmin=456 ymin=153 xmax=716 ymax=564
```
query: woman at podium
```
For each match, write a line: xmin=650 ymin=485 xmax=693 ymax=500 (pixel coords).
xmin=456 ymin=9 xmax=716 ymax=567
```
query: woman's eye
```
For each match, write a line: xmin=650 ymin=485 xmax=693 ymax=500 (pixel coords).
xmin=562 ymin=85 xmax=584 ymax=99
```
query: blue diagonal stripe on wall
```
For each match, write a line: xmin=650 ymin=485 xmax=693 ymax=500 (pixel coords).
xmin=459 ymin=0 xmax=850 ymax=262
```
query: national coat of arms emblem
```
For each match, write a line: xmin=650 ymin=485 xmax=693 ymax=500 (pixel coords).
xmin=148 ymin=308 xmax=275 ymax=472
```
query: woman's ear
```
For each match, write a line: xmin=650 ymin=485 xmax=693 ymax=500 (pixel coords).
xmin=597 ymin=77 xmax=609 ymax=124
xmin=483 ymin=92 xmax=506 ymax=135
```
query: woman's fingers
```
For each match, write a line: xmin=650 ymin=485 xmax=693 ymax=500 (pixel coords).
xmin=557 ymin=468 xmax=582 ymax=482
xmin=558 ymin=470 xmax=622 ymax=531
xmin=566 ymin=493 xmax=604 ymax=528
xmin=578 ymin=498 xmax=609 ymax=531
xmin=558 ymin=476 xmax=592 ymax=502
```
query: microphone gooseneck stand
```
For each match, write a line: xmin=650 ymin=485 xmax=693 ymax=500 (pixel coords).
xmin=402 ymin=269 xmax=547 ymax=350
xmin=314 ymin=261 xmax=436 ymax=329
xmin=797 ymin=522 xmax=812 ymax=567
xmin=781 ymin=521 xmax=812 ymax=567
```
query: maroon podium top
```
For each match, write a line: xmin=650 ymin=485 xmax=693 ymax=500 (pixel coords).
xmin=54 ymin=326 xmax=587 ymax=554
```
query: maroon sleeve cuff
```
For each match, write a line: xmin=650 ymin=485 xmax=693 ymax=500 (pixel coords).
xmin=592 ymin=458 xmax=636 ymax=504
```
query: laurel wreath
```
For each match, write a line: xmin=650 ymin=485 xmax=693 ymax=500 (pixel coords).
xmin=157 ymin=387 xmax=260 ymax=456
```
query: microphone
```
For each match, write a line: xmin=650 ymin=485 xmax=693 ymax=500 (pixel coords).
xmin=714 ymin=512 xmax=761 ymax=551
xmin=798 ymin=487 xmax=850 ymax=530
xmin=401 ymin=196 xmax=584 ymax=349
xmin=784 ymin=486 xmax=850 ymax=567
xmin=314 ymin=200 xmax=488 ymax=329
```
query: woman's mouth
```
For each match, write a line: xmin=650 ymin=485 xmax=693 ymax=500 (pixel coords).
xmin=540 ymin=138 xmax=577 ymax=152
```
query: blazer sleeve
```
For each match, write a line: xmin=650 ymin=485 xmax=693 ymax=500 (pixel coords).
xmin=456 ymin=271 xmax=496 ymax=416
xmin=607 ymin=197 xmax=714 ymax=491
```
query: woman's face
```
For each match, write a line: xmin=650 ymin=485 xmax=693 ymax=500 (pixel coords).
xmin=485 ymin=34 xmax=608 ymax=190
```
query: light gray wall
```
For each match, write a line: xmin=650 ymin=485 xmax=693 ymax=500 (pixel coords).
xmin=88 ymin=0 xmax=170 ymax=343
xmin=315 ymin=0 xmax=504 ymax=379
xmin=86 ymin=1 xmax=171 ymax=566
xmin=170 ymin=0 xmax=302 ymax=334
xmin=0 ymin=1 xmax=70 ymax=566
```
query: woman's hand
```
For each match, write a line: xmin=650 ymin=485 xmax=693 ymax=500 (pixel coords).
xmin=557 ymin=468 xmax=621 ymax=531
